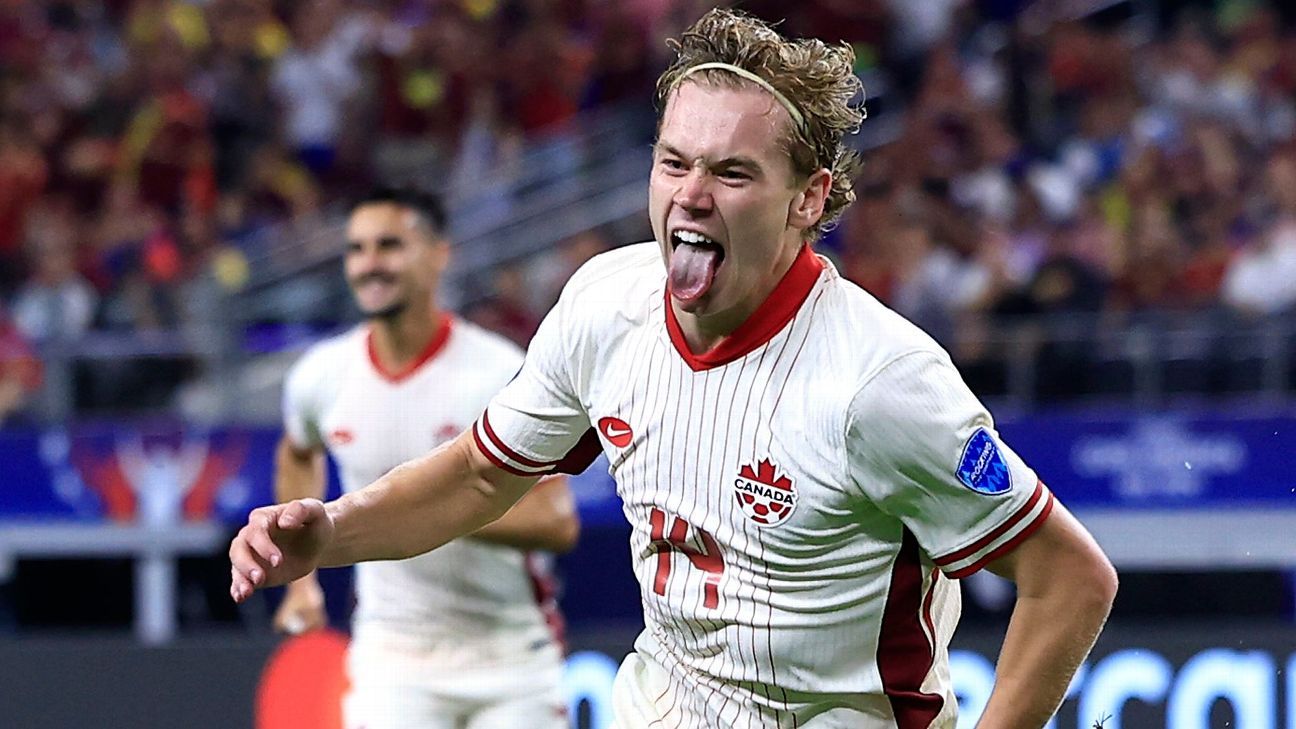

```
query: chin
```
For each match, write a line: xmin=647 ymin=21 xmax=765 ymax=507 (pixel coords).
xmin=670 ymin=296 xmax=702 ymax=314
xmin=670 ymin=290 xmax=718 ymax=316
xmin=361 ymin=302 xmax=406 ymax=319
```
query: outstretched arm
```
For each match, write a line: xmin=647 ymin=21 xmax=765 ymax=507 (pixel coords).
xmin=471 ymin=475 xmax=580 ymax=553
xmin=975 ymin=502 xmax=1118 ymax=728
xmin=230 ymin=429 xmax=540 ymax=603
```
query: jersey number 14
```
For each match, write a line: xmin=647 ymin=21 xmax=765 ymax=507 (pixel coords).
xmin=650 ymin=507 xmax=724 ymax=609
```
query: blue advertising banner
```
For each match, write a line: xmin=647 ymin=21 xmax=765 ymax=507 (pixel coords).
xmin=0 ymin=423 xmax=275 ymax=523
xmin=0 ymin=407 xmax=1293 ymax=525
xmin=996 ymin=411 xmax=1296 ymax=510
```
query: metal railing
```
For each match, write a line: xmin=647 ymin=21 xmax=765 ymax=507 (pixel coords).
xmin=17 ymin=306 xmax=1294 ymax=427
xmin=955 ymin=309 xmax=1295 ymax=410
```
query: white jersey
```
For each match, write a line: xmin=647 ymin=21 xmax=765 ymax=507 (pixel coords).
xmin=283 ymin=316 xmax=562 ymax=648
xmin=475 ymin=243 xmax=1054 ymax=728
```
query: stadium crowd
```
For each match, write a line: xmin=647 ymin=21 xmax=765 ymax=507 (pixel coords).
xmin=2 ymin=0 xmax=1296 ymax=421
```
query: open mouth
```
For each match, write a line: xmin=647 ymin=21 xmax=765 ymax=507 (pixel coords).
xmin=668 ymin=230 xmax=725 ymax=304
xmin=670 ymin=229 xmax=725 ymax=258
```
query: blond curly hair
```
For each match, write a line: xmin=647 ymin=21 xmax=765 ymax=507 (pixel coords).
xmin=656 ymin=8 xmax=865 ymax=241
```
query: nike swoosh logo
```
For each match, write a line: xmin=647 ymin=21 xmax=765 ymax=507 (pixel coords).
xmin=598 ymin=417 xmax=633 ymax=446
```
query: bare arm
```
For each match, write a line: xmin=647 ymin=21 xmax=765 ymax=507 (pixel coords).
xmin=271 ymin=435 xmax=328 ymax=633
xmin=230 ymin=430 xmax=539 ymax=601
xmin=471 ymin=475 xmax=580 ymax=553
xmin=321 ymin=430 xmax=540 ymax=566
xmin=975 ymin=502 xmax=1118 ymax=728
xmin=274 ymin=434 xmax=326 ymax=506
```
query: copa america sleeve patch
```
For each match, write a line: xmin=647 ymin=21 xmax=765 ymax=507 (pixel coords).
xmin=956 ymin=428 xmax=1013 ymax=494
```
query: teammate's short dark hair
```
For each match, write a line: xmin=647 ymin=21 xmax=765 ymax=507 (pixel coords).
xmin=352 ymin=186 xmax=448 ymax=237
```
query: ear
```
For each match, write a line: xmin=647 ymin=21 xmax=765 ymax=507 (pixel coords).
xmin=429 ymin=238 xmax=452 ymax=274
xmin=788 ymin=169 xmax=832 ymax=232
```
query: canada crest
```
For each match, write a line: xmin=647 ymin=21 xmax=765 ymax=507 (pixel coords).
xmin=733 ymin=458 xmax=798 ymax=527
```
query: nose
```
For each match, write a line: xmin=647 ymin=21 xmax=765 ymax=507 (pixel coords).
xmin=674 ymin=167 xmax=713 ymax=215
xmin=348 ymin=244 xmax=384 ymax=278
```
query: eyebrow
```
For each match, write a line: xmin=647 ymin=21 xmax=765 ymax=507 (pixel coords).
xmin=345 ymin=235 xmax=406 ymax=248
xmin=654 ymin=141 xmax=763 ymax=173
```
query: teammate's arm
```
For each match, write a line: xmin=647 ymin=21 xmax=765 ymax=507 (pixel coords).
xmin=270 ymin=435 xmax=329 ymax=634
xmin=974 ymin=502 xmax=1118 ymax=728
xmin=230 ymin=429 xmax=540 ymax=602
xmin=470 ymin=476 xmax=580 ymax=553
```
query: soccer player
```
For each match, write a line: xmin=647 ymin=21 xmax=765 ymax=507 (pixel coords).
xmin=232 ymin=10 xmax=1117 ymax=728
xmin=271 ymin=186 xmax=579 ymax=729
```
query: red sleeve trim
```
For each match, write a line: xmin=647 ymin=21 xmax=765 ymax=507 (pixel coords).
xmin=480 ymin=411 xmax=556 ymax=468
xmin=471 ymin=425 xmax=547 ymax=477
xmin=933 ymin=480 xmax=1047 ymax=567
xmin=944 ymin=492 xmax=1055 ymax=579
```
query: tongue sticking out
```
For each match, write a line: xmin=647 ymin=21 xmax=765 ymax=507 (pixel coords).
xmin=668 ymin=244 xmax=720 ymax=304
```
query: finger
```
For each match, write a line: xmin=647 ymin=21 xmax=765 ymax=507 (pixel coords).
xmin=242 ymin=520 xmax=284 ymax=568
xmin=229 ymin=532 xmax=257 ymax=575
xmin=230 ymin=565 xmax=254 ymax=603
xmin=229 ymin=533 xmax=271 ymax=585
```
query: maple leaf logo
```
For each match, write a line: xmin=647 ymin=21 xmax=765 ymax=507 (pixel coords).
xmin=734 ymin=457 xmax=798 ymax=527
xmin=740 ymin=459 xmax=793 ymax=491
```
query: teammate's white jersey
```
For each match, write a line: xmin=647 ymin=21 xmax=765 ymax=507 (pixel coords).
xmin=283 ymin=316 xmax=561 ymax=647
xmin=475 ymin=243 xmax=1054 ymax=728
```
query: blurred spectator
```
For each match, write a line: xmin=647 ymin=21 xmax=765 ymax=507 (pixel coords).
xmin=500 ymin=11 xmax=589 ymax=136
xmin=1221 ymin=151 xmax=1296 ymax=317
xmin=1222 ymin=219 xmax=1296 ymax=317
xmin=526 ymin=229 xmax=611 ymax=314
xmin=888 ymin=221 xmax=992 ymax=344
xmin=0 ymin=305 xmax=42 ymax=425
xmin=464 ymin=262 xmax=541 ymax=348
xmin=116 ymin=6 xmax=215 ymax=217
xmin=6 ymin=0 xmax=1296 ymax=413
xmin=271 ymin=0 xmax=373 ymax=177
xmin=207 ymin=51 xmax=278 ymax=195
xmin=10 ymin=202 xmax=98 ymax=343
xmin=0 ymin=117 xmax=47 ymax=294
xmin=582 ymin=6 xmax=655 ymax=108
xmin=369 ymin=7 xmax=479 ymax=186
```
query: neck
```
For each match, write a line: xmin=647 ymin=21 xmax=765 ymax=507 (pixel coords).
xmin=673 ymin=303 xmax=740 ymax=355
xmin=368 ymin=301 xmax=443 ymax=371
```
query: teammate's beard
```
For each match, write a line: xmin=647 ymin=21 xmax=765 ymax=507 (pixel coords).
xmin=352 ymin=273 xmax=407 ymax=320
xmin=362 ymin=300 xmax=407 ymax=320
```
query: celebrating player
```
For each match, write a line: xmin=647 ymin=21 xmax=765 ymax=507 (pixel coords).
xmin=271 ymin=187 xmax=578 ymax=729
xmin=233 ymin=10 xmax=1116 ymax=728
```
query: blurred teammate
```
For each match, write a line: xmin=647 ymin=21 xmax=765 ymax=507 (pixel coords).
xmin=272 ymin=187 xmax=578 ymax=729
xmin=234 ymin=11 xmax=1116 ymax=728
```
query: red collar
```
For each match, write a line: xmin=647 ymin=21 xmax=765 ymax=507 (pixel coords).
xmin=366 ymin=313 xmax=454 ymax=383
xmin=665 ymin=244 xmax=823 ymax=371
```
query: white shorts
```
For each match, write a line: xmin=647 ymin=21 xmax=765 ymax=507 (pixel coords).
xmin=344 ymin=624 xmax=569 ymax=729
xmin=610 ymin=651 xmax=672 ymax=729
xmin=609 ymin=650 xmax=954 ymax=729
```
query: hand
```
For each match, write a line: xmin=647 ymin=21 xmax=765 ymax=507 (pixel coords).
xmin=272 ymin=576 xmax=328 ymax=635
xmin=230 ymin=498 xmax=334 ymax=604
